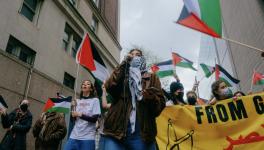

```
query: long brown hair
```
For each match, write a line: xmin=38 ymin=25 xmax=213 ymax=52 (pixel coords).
xmin=129 ymin=49 xmax=143 ymax=56
xmin=80 ymin=80 xmax=97 ymax=98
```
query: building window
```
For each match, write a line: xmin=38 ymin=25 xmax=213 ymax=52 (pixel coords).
xmin=6 ymin=36 xmax=36 ymax=65
xmin=93 ymin=0 xmax=100 ymax=7
xmin=68 ymin=0 xmax=78 ymax=7
xmin=63 ymin=23 xmax=81 ymax=58
xmin=63 ymin=72 xmax=75 ymax=89
xmin=91 ymin=15 xmax=99 ymax=32
xmin=20 ymin=0 xmax=39 ymax=21
xmin=71 ymin=37 xmax=81 ymax=58
xmin=63 ymin=28 xmax=70 ymax=51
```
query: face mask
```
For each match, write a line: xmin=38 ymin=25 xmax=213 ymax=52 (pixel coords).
xmin=176 ymin=92 xmax=184 ymax=100
xmin=130 ymin=56 xmax=146 ymax=72
xmin=20 ymin=103 xmax=28 ymax=112
xmin=187 ymin=97 xmax=197 ymax=105
xmin=221 ymin=88 xmax=233 ymax=99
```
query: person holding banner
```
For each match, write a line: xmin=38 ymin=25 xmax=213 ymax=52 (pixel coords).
xmin=0 ymin=99 xmax=32 ymax=150
xmin=33 ymin=111 xmax=67 ymax=150
xmin=186 ymin=91 xmax=198 ymax=106
xmin=102 ymin=49 xmax=165 ymax=150
xmin=210 ymin=80 xmax=233 ymax=105
xmin=166 ymin=81 xmax=186 ymax=106
xmin=233 ymin=91 xmax=246 ymax=97
xmin=64 ymin=80 xmax=101 ymax=150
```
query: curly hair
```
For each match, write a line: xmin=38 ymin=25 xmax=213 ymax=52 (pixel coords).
xmin=211 ymin=80 xmax=225 ymax=100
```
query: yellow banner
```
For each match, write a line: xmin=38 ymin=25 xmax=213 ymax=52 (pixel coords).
xmin=156 ymin=93 xmax=264 ymax=150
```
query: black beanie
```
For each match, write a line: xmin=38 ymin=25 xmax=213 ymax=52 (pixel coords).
xmin=170 ymin=82 xmax=184 ymax=94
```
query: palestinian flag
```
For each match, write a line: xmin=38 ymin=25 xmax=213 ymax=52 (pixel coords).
xmin=0 ymin=95 xmax=8 ymax=109
xmin=200 ymin=63 xmax=215 ymax=78
xmin=43 ymin=96 xmax=72 ymax=113
xmin=215 ymin=64 xmax=240 ymax=87
xmin=172 ymin=52 xmax=197 ymax=71
xmin=253 ymin=71 xmax=264 ymax=85
xmin=90 ymin=42 xmax=110 ymax=97
xmin=177 ymin=0 xmax=222 ymax=38
xmin=76 ymin=33 xmax=96 ymax=71
xmin=76 ymin=33 xmax=110 ymax=96
xmin=151 ymin=60 xmax=174 ymax=78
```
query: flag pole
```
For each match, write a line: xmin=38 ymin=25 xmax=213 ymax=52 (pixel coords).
xmin=222 ymin=37 xmax=264 ymax=53
xmin=73 ymin=33 xmax=86 ymax=110
xmin=171 ymin=49 xmax=178 ymax=82
xmin=214 ymin=58 xmax=218 ymax=81
xmin=250 ymin=69 xmax=255 ymax=92
xmin=74 ymin=64 xmax=80 ymax=100
xmin=199 ymin=75 xmax=206 ymax=83
xmin=195 ymin=76 xmax=200 ymax=98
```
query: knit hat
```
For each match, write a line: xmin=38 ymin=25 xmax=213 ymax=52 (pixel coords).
xmin=170 ymin=82 xmax=184 ymax=94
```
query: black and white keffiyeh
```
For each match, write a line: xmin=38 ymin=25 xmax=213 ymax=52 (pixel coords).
xmin=128 ymin=56 xmax=146 ymax=133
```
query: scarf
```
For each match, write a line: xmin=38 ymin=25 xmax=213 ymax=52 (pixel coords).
xmin=128 ymin=56 xmax=146 ymax=133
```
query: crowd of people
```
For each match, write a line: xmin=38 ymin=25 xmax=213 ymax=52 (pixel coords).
xmin=0 ymin=48 xmax=260 ymax=150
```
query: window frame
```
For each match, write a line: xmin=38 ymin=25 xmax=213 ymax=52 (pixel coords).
xmin=19 ymin=0 xmax=40 ymax=22
xmin=63 ymin=23 xmax=81 ymax=58
xmin=91 ymin=15 xmax=99 ymax=33
xmin=63 ymin=72 xmax=76 ymax=90
xmin=5 ymin=35 xmax=36 ymax=65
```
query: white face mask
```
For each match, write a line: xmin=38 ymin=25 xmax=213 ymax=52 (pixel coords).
xmin=221 ymin=88 xmax=233 ymax=99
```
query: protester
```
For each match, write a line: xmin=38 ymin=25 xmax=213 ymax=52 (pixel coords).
xmin=233 ymin=91 xmax=246 ymax=97
xmin=0 ymin=99 xmax=32 ymax=150
xmin=102 ymin=49 xmax=165 ymax=150
xmin=166 ymin=81 xmax=186 ymax=106
xmin=33 ymin=111 xmax=67 ymax=150
xmin=64 ymin=80 xmax=101 ymax=150
xmin=186 ymin=91 xmax=198 ymax=106
xmin=209 ymin=80 xmax=233 ymax=105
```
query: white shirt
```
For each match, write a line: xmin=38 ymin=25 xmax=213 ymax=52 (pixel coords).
xmin=70 ymin=97 xmax=101 ymax=140
xmin=166 ymin=100 xmax=174 ymax=106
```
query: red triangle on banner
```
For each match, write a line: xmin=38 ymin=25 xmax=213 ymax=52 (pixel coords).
xmin=76 ymin=34 xmax=96 ymax=71
xmin=43 ymin=98 xmax=55 ymax=112
xmin=172 ymin=52 xmax=183 ymax=65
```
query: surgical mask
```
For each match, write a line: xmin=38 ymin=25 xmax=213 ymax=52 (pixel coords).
xmin=20 ymin=103 xmax=28 ymax=112
xmin=187 ymin=97 xmax=197 ymax=105
xmin=221 ymin=88 xmax=233 ymax=99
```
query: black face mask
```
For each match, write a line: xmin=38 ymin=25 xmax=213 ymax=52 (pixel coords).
xmin=187 ymin=97 xmax=197 ymax=105
xmin=176 ymin=92 xmax=184 ymax=99
xmin=174 ymin=92 xmax=184 ymax=103
xmin=20 ymin=104 xmax=28 ymax=112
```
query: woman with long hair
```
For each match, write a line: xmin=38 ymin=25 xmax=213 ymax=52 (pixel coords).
xmin=65 ymin=80 xmax=101 ymax=150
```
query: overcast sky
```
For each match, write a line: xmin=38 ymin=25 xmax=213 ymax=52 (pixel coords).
xmin=120 ymin=0 xmax=202 ymax=96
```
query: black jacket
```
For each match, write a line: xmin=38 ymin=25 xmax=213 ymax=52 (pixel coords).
xmin=0 ymin=108 xmax=32 ymax=150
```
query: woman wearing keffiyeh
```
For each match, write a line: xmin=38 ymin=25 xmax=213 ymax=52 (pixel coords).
xmin=100 ymin=49 xmax=165 ymax=150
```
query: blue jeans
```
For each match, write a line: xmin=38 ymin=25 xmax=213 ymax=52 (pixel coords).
xmin=64 ymin=138 xmax=95 ymax=150
xmin=100 ymin=134 xmax=156 ymax=150
xmin=99 ymin=134 xmax=106 ymax=150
